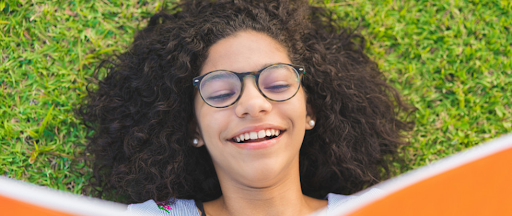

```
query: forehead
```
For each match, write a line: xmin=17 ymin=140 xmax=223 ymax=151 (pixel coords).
xmin=201 ymin=30 xmax=291 ymax=75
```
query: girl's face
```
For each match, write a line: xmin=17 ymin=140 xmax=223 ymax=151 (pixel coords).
xmin=194 ymin=31 xmax=313 ymax=187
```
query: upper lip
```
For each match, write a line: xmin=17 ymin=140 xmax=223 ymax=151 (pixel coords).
xmin=229 ymin=123 xmax=285 ymax=140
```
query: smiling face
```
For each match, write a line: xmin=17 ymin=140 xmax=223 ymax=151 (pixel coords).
xmin=194 ymin=30 xmax=313 ymax=188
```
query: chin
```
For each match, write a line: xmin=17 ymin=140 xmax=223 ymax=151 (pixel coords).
xmin=236 ymin=157 xmax=295 ymax=187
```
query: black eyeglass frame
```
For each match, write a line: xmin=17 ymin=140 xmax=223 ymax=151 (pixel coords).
xmin=192 ymin=63 xmax=306 ymax=108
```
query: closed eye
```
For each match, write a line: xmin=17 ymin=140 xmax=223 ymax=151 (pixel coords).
xmin=264 ymin=84 xmax=291 ymax=93
xmin=207 ymin=92 xmax=236 ymax=101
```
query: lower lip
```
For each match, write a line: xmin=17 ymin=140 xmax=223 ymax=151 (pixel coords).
xmin=231 ymin=133 xmax=283 ymax=150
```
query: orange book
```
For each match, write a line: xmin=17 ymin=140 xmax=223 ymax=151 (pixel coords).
xmin=329 ymin=133 xmax=512 ymax=216
xmin=0 ymin=177 xmax=131 ymax=216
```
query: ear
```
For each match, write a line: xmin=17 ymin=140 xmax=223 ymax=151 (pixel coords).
xmin=189 ymin=118 xmax=205 ymax=147
xmin=193 ymin=125 xmax=205 ymax=147
xmin=305 ymin=103 xmax=316 ymax=130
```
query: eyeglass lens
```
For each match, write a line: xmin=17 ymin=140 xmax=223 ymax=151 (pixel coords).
xmin=199 ymin=64 xmax=300 ymax=108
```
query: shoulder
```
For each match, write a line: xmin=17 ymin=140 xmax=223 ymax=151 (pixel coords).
xmin=326 ymin=193 xmax=351 ymax=209
xmin=327 ymin=188 xmax=384 ymax=212
xmin=127 ymin=198 xmax=199 ymax=216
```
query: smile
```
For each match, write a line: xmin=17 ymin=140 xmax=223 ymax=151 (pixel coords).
xmin=230 ymin=129 xmax=285 ymax=143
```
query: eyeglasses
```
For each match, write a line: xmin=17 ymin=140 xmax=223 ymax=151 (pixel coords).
xmin=193 ymin=63 xmax=305 ymax=108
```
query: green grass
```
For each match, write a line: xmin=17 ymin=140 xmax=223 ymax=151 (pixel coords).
xmin=1 ymin=0 xmax=511 ymax=197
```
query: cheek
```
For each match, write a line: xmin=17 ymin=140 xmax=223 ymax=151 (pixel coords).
xmin=194 ymin=95 xmax=210 ymax=136
xmin=194 ymin=96 xmax=228 ymax=142
xmin=296 ymin=95 xmax=309 ymax=127
xmin=278 ymin=90 xmax=308 ymax=128
xmin=292 ymin=89 xmax=308 ymax=116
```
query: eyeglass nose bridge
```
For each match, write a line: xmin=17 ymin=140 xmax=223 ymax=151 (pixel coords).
xmin=234 ymin=71 xmax=259 ymax=80
xmin=234 ymin=72 xmax=265 ymax=103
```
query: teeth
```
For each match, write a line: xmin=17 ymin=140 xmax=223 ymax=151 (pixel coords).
xmin=234 ymin=129 xmax=282 ymax=143
xmin=250 ymin=132 xmax=258 ymax=139
xmin=258 ymin=130 xmax=266 ymax=138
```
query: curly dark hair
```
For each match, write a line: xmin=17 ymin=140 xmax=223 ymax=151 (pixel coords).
xmin=78 ymin=0 xmax=414 ymax=204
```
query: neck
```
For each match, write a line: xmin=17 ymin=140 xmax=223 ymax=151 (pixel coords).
xmin=204 ymin=159 xmax=327 ymax=216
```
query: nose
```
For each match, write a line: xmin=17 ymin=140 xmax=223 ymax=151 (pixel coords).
xmin=235 ymin=77 xmax=272 ymax=118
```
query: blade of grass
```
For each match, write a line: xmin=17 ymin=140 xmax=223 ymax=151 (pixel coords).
xmin=38 ymin=104 xmax=54 ymax=137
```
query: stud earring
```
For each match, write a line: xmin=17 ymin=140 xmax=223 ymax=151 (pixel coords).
xmin=309 ymin=120 xmax=315 ymax=127
xmin=193 ymin=138 xmax=199 ymax=146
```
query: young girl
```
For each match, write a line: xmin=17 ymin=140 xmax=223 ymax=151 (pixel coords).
xmin=79 ymin=0 xmax=413 ymax=215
